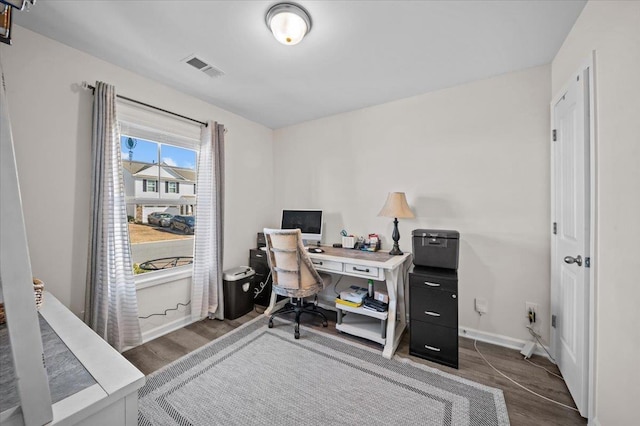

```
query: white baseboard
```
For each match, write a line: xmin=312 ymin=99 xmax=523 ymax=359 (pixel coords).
xmin=141 ymin=315 xmax=196 ymax=344
xmin=458 ymin=326 xmax=553 ymax=361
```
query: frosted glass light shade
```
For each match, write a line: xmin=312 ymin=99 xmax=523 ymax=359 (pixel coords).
xmin=378 ymin=192 xmax=415 ymax=219
xmin=266 ymin=3 xmax=312 ymax=46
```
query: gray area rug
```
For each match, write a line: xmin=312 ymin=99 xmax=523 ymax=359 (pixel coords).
xmin=139 ymin=317 xmax=510 ymax=426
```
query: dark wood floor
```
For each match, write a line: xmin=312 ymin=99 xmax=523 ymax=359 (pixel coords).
xmin=124 ymin=308 xmax=586 ymax=426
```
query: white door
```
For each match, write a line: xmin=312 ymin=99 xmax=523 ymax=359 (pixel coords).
xmin=551 ymin=68 xmax=591 ymax=417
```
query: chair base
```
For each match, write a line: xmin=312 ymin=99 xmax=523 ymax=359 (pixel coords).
xmin=268 ymin=296 xmax=328 ymax=339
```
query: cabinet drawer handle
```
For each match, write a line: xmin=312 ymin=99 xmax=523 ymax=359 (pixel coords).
xmin=424 ymin=311 xmax=441 ymax=317
xmin=424 ymin=345 xmax=441 ymax=352
xmin=312 ymin=261 xmax=323 ymax=266
xmin=424 ymin=281 xmax=440 ymax=287
xmin=256 ymin=254 xmax=263 ymax=258
xmin=353 ymin=267 xmax=370 ymax=273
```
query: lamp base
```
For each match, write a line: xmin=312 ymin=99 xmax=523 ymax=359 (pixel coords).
xmin=389 ymin=217 xmax=403 ymax=255
xmin=389 ymin=246 xmax=403 ymax=256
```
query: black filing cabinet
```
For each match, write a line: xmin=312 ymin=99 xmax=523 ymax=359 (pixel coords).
xmin=409 ymin=267 xmax=459 ymax=368
xmin=249 ymin=249 xmax=272 ymax=307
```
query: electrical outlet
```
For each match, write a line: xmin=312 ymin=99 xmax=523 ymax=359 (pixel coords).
xmin=475 ymin=297 xmax=488 ymax=315
xmin=526 ymin=302 xmax=539 ymax=324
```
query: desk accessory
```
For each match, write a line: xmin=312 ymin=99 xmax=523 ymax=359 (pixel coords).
xmin=374 ymin=289 xmax=389 ymax=303
xmin=342 ymin=236 xmax=355 ymax=248
xmin=378 ymin=192 xmax=415 ymax=255
xmin=339 ymin=286 xmax=368 ymax=304
xmin=363 ymin=297 xmax=388 ymax=312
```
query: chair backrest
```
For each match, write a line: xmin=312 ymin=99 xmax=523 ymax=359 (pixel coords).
xmin=263 ymin=228 xmax=324 ymax=295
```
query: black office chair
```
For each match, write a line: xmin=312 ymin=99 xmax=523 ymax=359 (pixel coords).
xmin=263 ymin=228 xmax=331 ymax=339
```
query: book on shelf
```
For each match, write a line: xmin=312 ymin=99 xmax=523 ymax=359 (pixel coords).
xmin=335 ymin=298 xmax=363 ymax=308
xmin=339 ymin=286 xmax=368 ymax=303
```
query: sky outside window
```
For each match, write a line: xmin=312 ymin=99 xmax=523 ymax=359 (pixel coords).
xmin=121 ymin=136 xmax=196 ymax=169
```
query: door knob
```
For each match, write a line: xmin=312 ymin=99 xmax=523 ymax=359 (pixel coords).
xmin=563 ymin=255 xmax=582 ymax=266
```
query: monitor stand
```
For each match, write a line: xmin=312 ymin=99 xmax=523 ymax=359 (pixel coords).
xmin=303 ymin=240 xmax=321 ymax=248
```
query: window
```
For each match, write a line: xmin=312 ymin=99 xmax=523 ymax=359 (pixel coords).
xmin=121 ymin=135 xmax=198 ymax=275
xmin=143 ymin=179 xmax=157 ymax=192
xmin=167 ymin=181 xmax=179 ymax=193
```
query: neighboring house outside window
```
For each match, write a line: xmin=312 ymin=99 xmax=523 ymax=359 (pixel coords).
xmin=121 ymin=135 xmax=198 ymax=274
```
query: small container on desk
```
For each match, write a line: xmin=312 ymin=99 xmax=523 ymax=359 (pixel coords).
xmin=342 ymin=236 xmax=355 ymax=249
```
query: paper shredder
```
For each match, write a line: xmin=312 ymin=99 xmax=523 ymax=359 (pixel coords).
xmin=223 ymin=266 xmax=255 ymax=320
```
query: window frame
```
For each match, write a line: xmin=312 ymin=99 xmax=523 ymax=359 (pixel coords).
xmin=118 ymin=104 xmax=201 ymax=289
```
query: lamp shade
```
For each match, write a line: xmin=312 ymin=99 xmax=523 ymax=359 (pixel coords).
xmin=266 ymin=3 xmax=312 ymax=46
xmin=378 ymin=192 xmax=415 ymax=219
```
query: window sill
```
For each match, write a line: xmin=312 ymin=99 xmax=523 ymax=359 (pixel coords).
xmin=135 ymin=265 xmax=193 ymax=290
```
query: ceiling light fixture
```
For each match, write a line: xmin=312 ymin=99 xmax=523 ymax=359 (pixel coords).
xmin=265 ymin=2 xmax=312 ymax=46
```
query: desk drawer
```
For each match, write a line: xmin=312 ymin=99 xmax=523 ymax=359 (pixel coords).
xmin=410 ymin=320 xmax=458 ymax=368
xmin=311 ymin=258 xmax=343 ymax=273
xmin=410 ymin=286 xmax=457 ymax=328
xmin=409 ymin=272 xmax=457 ymax=293
xmin=345 ymin=263 xmax=380 ymax=278
xmin=249 ymin=249 xmax=268 ymax=262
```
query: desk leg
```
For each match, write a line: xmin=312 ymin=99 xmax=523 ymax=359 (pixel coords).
xmin=381 ymin=261 xmax=409 ymax=359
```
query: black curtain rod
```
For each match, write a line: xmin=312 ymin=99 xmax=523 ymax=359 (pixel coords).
xmin=84 ymin=83 xmax=208 ymax=127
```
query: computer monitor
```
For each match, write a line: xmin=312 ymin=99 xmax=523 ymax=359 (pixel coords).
xmin=281 ymin=210 xmax=323 ymax=245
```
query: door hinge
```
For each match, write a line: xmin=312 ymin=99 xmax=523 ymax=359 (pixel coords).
xmin=552 ymin=315 xmax=557 ymax=328
xmin=552 ymin=129 xmax=557 ymax=141
xmin=553 ymin=222 xmax=557 ymax=235
xmin=585 ymin=257 xmax=591 ymax=268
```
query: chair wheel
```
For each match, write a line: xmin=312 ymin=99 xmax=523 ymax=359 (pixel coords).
xmin=294 ymin=323 xmax=300 ymax=339
xmin=294 ymin=331 xmax=300 ymax=339
xmin=268 ymin=319 xmax=273 ymax=328
xmin=322 ymin=320 xmax=328 ymax=327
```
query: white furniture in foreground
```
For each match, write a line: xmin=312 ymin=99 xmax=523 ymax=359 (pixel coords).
xmin=1 ymin=292 xmax=145 ymax=426
xmin=265 ymin=246 xmax=412 ymax=359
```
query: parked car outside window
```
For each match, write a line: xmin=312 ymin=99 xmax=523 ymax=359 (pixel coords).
xmin=170 ymin=215 xmax=195 ymax=234
xmin=147 ymin=212 xmax=173 ymax=227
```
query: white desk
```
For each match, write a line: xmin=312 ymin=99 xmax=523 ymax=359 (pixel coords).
xmin=264 ymin=247 xmax=412 ymax=359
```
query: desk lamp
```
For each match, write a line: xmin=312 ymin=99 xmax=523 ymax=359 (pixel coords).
xmin=378 ymin=192 xmax=415 ymax=255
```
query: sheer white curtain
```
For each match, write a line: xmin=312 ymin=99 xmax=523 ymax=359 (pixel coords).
xmin=191 ymin=121 xmax=225 ymax=320
xmin=85 ymin=81 xmax=141 ymax=351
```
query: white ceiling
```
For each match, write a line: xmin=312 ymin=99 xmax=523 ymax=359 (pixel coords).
xmin=14 ymin=0 xmax=586 ymax=129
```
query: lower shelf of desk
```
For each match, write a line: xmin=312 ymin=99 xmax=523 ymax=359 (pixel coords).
xmin=336 ymin=312 xmax=387 ymax=345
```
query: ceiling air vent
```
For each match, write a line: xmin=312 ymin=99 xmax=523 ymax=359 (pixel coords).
xmin=183 ymin=55 xmax=225 ymax=78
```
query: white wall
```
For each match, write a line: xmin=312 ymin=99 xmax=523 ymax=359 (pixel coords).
xmin=0 ymin=25 xmax=275 ymax=316
xmin=551 ymin=2 xmax=640 ymax=424
xmin=274 ymin=65 xmax=551 ymax=343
